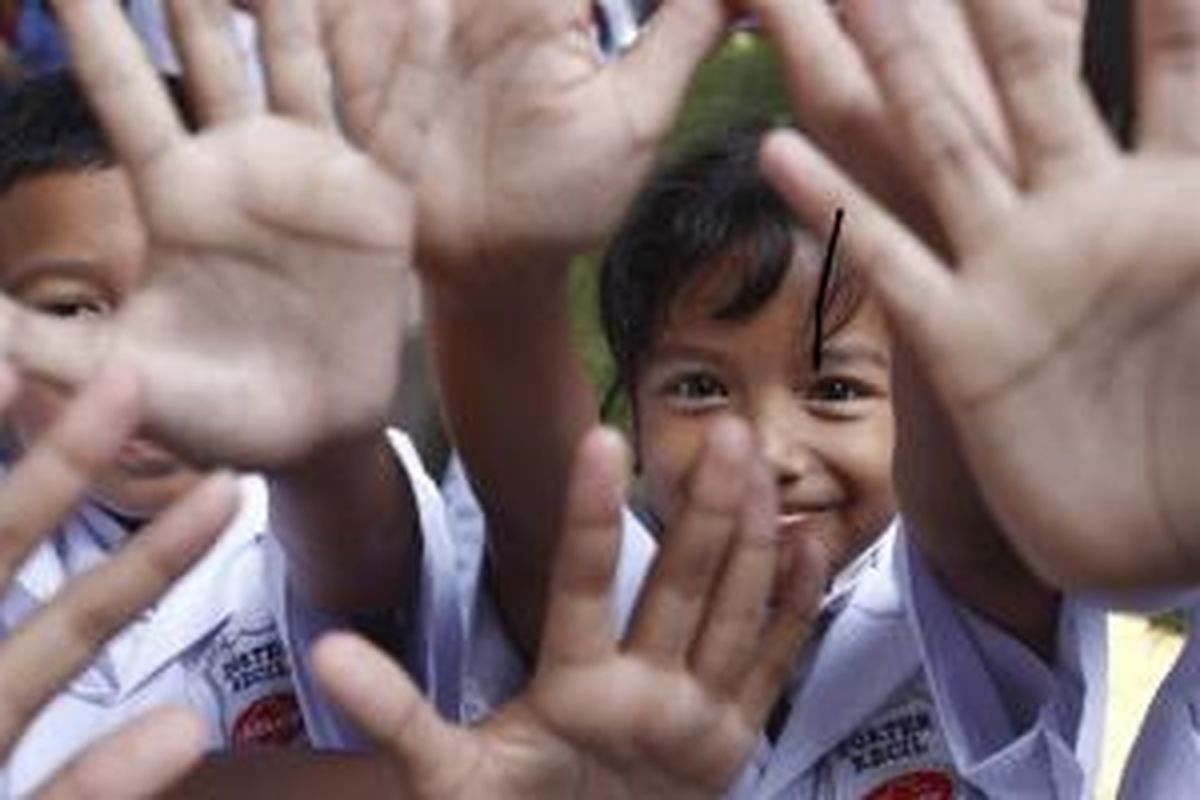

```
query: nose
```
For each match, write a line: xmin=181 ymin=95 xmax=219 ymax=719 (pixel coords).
xmin=754 ymin=392 xmax=817 ymax=491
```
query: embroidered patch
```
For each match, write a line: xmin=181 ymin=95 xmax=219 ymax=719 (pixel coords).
xmin=200 ymin=611 xmax=307 ymax=747
xmin=811 ymin=681 xmax=959 ymax=799
xmin=233 ymin=691 xmax=305 ymax=746
xmin=865 ymin=769 xmax=955 ymax=799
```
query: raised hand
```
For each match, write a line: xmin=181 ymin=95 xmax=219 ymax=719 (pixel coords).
xmin=2 ymin=0 xmax=443 ymax=468
xmin=760 ymin=0 xmax=1200 ymax=587
xmin=320 ymin=0 xmax=733 ymax=280
xmin=313 ymin=420 xmax=827 ymax=799
xmin=0 ymin=364 xmax=237 ymax=797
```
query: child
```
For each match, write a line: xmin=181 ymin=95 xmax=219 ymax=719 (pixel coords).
xmin=600 ymin=126 xmax=1104 ymax=798
xmin=0 ymin=0 xmax=464 ymax=791
xmin=751 ymin=1 xmax=1200 ymax=795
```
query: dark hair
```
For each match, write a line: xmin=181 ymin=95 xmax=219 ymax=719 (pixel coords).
xmin=0 ymin=70 xmax=193 ymax=194
xmin=599 ymin=123 xmax=864 ymax=412
xmin=1083 ymin=2 xmax=1133 ymax=146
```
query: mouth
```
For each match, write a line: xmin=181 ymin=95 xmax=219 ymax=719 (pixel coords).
xmin=776 ymin=509 xmax=829 ymax=539
xmin=114 ymin=439 xmax=183 ymax=478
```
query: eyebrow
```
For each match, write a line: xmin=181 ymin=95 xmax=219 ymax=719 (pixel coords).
xmin=817 ymin=342 xmax=890 ymax=371
xmin=2 ymin=257 xmax=104 ymax=295
xmin=642 ymin=341 xmax=730 ymax=370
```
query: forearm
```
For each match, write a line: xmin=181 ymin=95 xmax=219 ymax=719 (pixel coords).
xmin=896 ymin=368 xmax=1061 ymax=661
xmin=167 ymin=752 xmax=397 ymax=799
xmin=426 ymin=269 xmax=597 ymax=656
xmin=268 ymin=432 xmax=417 ymax=616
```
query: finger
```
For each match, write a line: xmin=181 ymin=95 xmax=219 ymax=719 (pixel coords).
xmin=1137 ymin=0 xmax=1200 ymax=150
xmin=166 ymin=0 xmax=254 ymax=125
xmin=312 ymin=632 xmax=466 ymax=792
xmin=35 ymin=707 xmax=206 ymax=800
xmin=959 ymin=0 xmax=1114 ymax=184
xmin=0 ymin=366 xmax=141 ymax=592
xmin=249 ymin=0 xmax=336 ymax=126
xmin=738 ymin=530 xmax=828 ymax=723
xmin=537 ymin=428 xmax=628 ymax=672
xmin=319 ymin=0 xmax=404 ymax=143
xmin=0 ymin=474 xmax=236 ymax=758
xmin=611 ymin=0 xmax=732 ymax=149
xmin=844 ymin=0 xmax=1016 ymax=247
xmin=625 ymin=417 xmax=752 ymax=663
xmin=50 ymin=0 xmax=187 ymax=169
xmin=738 ymin=0 xmax=882 ymax=146
xmin=761 ymin=130 xmax=961 ymax=365
xmin=688 ymin=455 xmax=777 ymax=698
xmin=323 ymin=0 xmax=449 ymax=181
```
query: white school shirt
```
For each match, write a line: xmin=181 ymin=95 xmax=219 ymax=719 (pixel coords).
xmin=725 ymin=521 xmax=1106 ymax=799
xmin=0 ymin=431 xmax=464 ymax=797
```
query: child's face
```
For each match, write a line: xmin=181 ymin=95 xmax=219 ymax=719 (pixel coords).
xmin=633 ymin=253 xmax=897 ymax=576
xmin=0 ymin=168 xmax=204 ymax=520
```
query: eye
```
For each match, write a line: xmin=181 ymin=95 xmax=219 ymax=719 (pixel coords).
xmin=35 ymin=296 xmax=111 ymax=319
xmin=803 ymin=374 xmax=879 ymax=420
xmin=807 ymin=376 xmax=869 ymax=403
xmin=660 ymin=371 xmax=729 ymax=411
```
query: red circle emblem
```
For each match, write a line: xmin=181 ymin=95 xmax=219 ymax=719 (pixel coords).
xmin=865 ymin=770 xmax=955 ymax=800
xmin=232 ymin=692 xmax=304 ymax=746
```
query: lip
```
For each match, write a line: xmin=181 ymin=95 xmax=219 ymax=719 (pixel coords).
xmin=776 ymin=510 xmax=829 ymax=538
xmin=114 ymin=439 xmax=181 ymax=478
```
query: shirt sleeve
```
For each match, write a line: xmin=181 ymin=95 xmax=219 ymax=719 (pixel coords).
xmin=898 ymin=530 xmax=1107 ymax=799
xmin=265 ymin=430 xmax=466 ymax=748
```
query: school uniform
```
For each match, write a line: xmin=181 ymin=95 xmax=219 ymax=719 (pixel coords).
xmin=725 ymin=521 xmax=1106 ymax=800
xmin=445 ymin=461 xmax=1106 ymax=799
xmin=0 ymin=431 xmax=464 ymax=797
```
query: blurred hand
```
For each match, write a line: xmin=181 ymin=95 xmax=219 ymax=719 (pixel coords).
xmin=0 ymin=364 xmax=237 ymax=797
xmin=314 ymin=420 xmax=827 ymax=799
xmin=760 ymin=0 xmax=1200 ymax=588
xmin=3 ymin=0 xmax=444 ymax=468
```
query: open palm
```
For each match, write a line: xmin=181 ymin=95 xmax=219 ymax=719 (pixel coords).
xmin=321 ymin=0 xmax=732 ymax=279
xmin=5 ymin=0 xmax=440 ymax=468
xmin=315 ymin=424 xmax=826 ymax=799
xmin=762 ymin=0 xmax=1200 ymax=586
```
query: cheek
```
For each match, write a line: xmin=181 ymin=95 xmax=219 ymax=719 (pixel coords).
xmin=9 ymin=381 xmax=69 ymax=448
xmin=844 ymin=412 xmax=899 ymax=524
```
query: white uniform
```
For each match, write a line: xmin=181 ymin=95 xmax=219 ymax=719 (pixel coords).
xmin=0 ymin=432 xmax=464 ymax=797
xmin=727 ymin=522 xmax=1106 ymax=800
xmin=443 ymin=465 xmax=1107 ymax=799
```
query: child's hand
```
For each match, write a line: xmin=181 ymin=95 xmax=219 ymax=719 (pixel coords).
xmin=762 ymin=0 xmax=1200 ymax=587
xmin=3 ymin=0 xmax=443 ymax=468
xmin=321 ymin=0 xmax=732 ymax=285
xmin=313 ymin=420 xmax=827 ymax=800
xmin=0 ymin=364 xmax=237 ymax=797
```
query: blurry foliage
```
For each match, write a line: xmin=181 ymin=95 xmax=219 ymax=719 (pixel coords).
xmin=570 ymin=32 xmax=791 ymax=428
